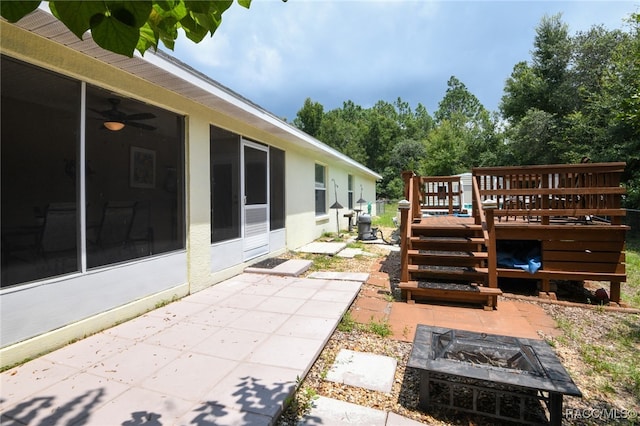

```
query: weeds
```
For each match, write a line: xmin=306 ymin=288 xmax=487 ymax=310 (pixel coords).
xmin=367 ymin=317 xmax=392 ymax=337
xmin=383 ymin=292 xmax=396 ymax=302
xmin=338 ymin=311 xmax=357 ymax=332
xmin=284 ymin=376 xmax=319 ymax=417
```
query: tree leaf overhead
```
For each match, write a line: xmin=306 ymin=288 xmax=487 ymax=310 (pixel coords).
xmin=2 ymin=0 xmax=254 ymax=57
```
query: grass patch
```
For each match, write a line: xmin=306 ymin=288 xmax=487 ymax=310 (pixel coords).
xmin=622 ymin=235 xmax=640 ymax=308
xmin=338 ymin=311 xmax=393 ymax=337
xmin=372 ymin=201 xmax=398 ymax=228
xmin=579 ymin=316 xmax=640 ymax=396
xmin=346 ymin=241 xmax=365 ymax=250
xmin=555 ymin=316 xmax=576 ymax=341
xmin=308 ymin=254 xmax=337 ymax=271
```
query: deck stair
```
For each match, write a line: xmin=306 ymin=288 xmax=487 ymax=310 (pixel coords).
xmin=400 ymin=163 xmax=628 ymax=308
xmin=400 ymin=222 xmax=501 ymax=310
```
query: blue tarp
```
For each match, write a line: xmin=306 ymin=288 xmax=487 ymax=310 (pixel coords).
xmin=497 ymin=252 xmax=541 ymax=274
xmin=497 ymin=243 xmax=542 ymax=274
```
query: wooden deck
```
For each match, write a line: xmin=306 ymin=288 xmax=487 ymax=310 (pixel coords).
xmin=399 ymin=163 xmax=629 ymax=308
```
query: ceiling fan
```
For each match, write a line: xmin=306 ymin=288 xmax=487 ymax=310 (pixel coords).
xmin=92 ymin=98 xmax=156 ymax=131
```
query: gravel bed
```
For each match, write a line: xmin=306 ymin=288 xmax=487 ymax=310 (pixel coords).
xmin=276 ymin=229 xmax=640 ymax=425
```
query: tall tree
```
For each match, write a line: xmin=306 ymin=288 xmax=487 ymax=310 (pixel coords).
xmin=592 ymin=13 xmax=640 ymax=207
xmin=532 ymin=14 xmax=574 ymax=116
xmin=424 ymin=120 xmax=467 ymax=176
xmin=500 ymin=12 xmax=639 ymax=206
xmin=504 ymin=108 xmax=558 ymax=165
xmin=435 ymin=76 xmax=485 ymax=125
xmin=501 ymin=13 xmax=574 ymax=122
xmin=293 ymin=98 xmax=324 ymax=137
xmin=316 ymin=102 xmax=368 ymax=165
xmin=412 ymin=103 xmax=435 ymax=140
xmin=500 ymin=14 xmax=580 ymax=164
xmin=363 ymin=100 xmax=401 ymax=174
xmin=434 ymin=76 xmax=501 ymax=169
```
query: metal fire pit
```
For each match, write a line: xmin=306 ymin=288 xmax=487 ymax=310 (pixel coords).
xmin=408 ymin=325 xmax=582 ymax=425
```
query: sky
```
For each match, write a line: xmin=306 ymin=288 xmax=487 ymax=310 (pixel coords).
xmin=171 ymin=0 xmax=639 ymax=122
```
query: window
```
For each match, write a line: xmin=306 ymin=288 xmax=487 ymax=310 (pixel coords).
xmin=1 ymin=57 xmax=80 ymax=286
xmin=348 ymin=175 xmax=354 ymax=210
xmin=85 ymin=85 xmax=185 ymax=268
xmin=0 ymin=56 xmax=185 ymax=287
xmin=315 ymin=164 xmax=326 ymax=216
xmin=210 ymin=126 xmax=240 ymax=243
xmin=270 ymin=147 xmax=285 ymax=229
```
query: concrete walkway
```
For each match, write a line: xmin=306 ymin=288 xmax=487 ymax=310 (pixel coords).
xmin=1 ymin=248 xmax=561 ymax=426
xmin=0 ymin=273 xmax=365 ymax=425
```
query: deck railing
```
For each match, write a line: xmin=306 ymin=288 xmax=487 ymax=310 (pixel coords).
xmin=418 ymin=175 xmax=463 ymax=214
xmin=400 ymin=171 xmax=416 ymax=283
xmin=472 ymin=175 xmax=498 ymax=288
xmin=472 ymin=162 xmax=627 ymax=225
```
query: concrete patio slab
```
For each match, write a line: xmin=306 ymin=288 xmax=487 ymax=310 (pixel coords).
xmin=296 ymin=241 xmax=347 ymax=255
xmin=308 ymin=271 xmax=370 ymax=282
xmin=325 ymin=349 xmax=397 ymax=393
xmin=386 ymin=412 xmax=428 ymax=425
xmin=0 ymin=272 xmax=363 ymax=426
xmin=244 ymin=259 xmax=313 ymax=276
xmin=336 ymin=247 xmax=363 ymax=258
xmin=301 ymin=396 xmax=388 ymax=425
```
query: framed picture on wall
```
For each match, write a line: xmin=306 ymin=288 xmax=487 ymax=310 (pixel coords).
xmin=130 ymin=146 xmax=155 ymax=189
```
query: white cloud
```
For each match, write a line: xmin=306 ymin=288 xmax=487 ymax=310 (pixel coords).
xmin=169 ymin=0 xmax=638 ymax=121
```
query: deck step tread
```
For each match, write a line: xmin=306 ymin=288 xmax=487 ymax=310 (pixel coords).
xmin=409 ymin=249 xmax=487 ymax=258
xmin=400 ymin=281 xmax=502 ymax=294
xmin=408 ymin=265 xmax=483 ymax=274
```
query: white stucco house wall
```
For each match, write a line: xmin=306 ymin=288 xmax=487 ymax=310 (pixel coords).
xmin=0 ymin=9 xmax=381 ymax=367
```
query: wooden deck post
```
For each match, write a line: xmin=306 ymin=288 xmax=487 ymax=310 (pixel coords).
xmin=485 ymin=208 xmax=498 ymax=289
xmin=399 ymin=203 xmax=410 ymax=283
xmin=401 ymin=170 xmax=414 ymax=200
xmin=610 ymin=281 xmax=621 ymax=303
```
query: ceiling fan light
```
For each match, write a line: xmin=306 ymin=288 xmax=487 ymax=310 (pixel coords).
xmin=104 ymin=121 xmax=125 ymax=131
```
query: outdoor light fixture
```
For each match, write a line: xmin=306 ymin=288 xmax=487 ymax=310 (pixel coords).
xmin=330 ymin=179 xmax=343 ymax=234
xmin=357 ymin=184 xmax=367 ymax=207
xmin=103 ymin=121 xmax=125 ymax=131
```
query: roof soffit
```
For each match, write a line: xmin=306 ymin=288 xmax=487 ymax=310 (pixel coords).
xmin=7 ymin=8 xmax=381 ymax=180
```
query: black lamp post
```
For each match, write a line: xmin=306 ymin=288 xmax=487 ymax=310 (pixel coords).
xmin=329 ymin=179 xmax=343 ymax=235
xmin=356 ymin=184 xmax=367 ymax=220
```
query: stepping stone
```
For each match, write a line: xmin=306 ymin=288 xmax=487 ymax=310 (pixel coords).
xmin=308 ymin=271 xmax=369 ymax=282
xmin=300 ymin=396 xmax=387 ymax=425
xmin=336 ymin=247 xmax=362 ymax=258
xmin=297 ymin=241 xmax=346 ymax=255
xmin=386 ymin=412 xmax=426 ymax=425
xmin=325 ymin=349 xmax=397 ymax=393
xmin=244 ymin=259 xmax=312 ymax=276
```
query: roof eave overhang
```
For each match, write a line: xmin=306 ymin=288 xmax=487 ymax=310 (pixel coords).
xmin=6 ymin=8 xmax=382 ymax=180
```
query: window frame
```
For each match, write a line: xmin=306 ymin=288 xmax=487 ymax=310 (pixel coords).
xmin=348 ymin=175 xmax=354 ymax=210
xmin=1 ymin=55 xmax=186 ymax=288
xmin=314 ymin=163 xmax=327 ymax=216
